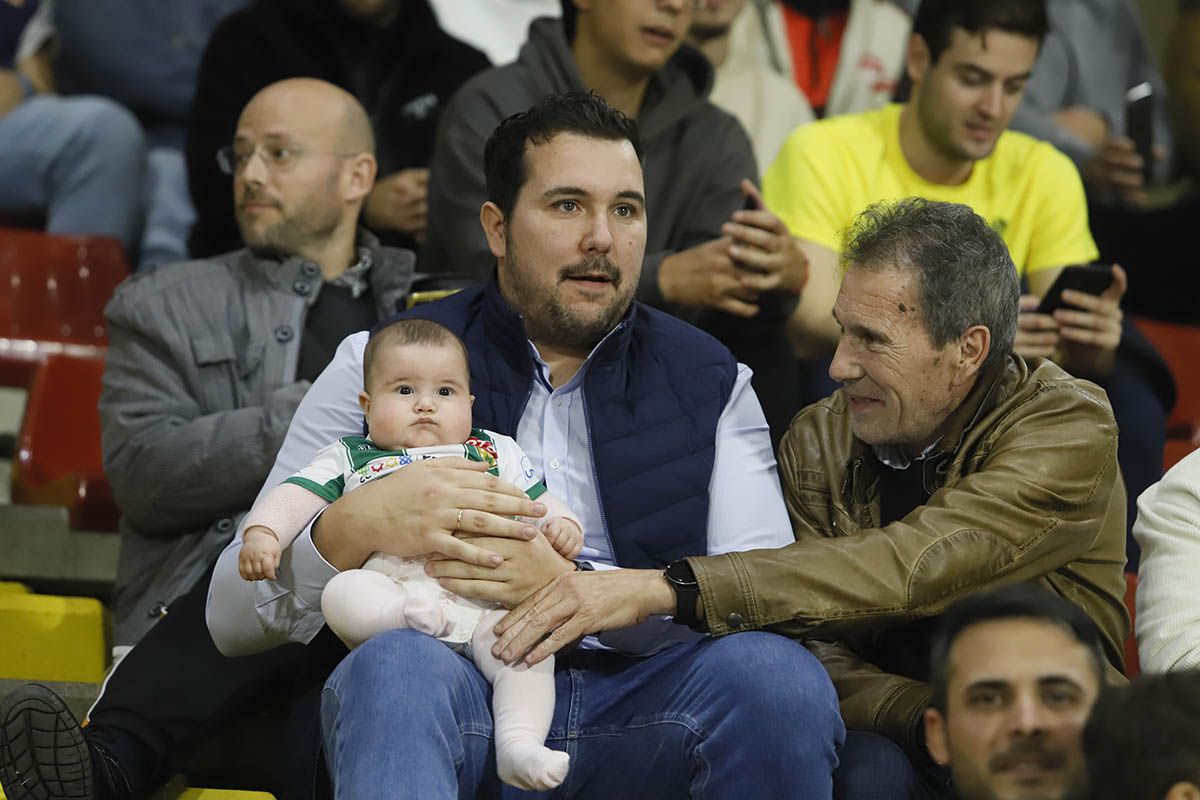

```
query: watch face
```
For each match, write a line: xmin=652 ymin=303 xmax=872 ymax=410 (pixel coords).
xmin=666 ymin=560 xmax=698 ymax=587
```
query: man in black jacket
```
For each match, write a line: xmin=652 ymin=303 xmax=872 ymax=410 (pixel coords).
xmin=186 ymin=0 xmax=489 ymax=257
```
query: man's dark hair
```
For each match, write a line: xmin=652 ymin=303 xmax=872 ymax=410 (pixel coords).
xmin=840 ymin=197 xmax=1019 ymax=369
xmin=483 ymin=91 xmax=643 ymax=218
xmin=928 ymin=584 xmax=1109 ymax=712
xmin=912 ymin=0 xmax=1049 ymax=64
xmin=363 ymin=319 xmax=469 ymax=390
xmin=1083 ymin=671 xmax=1200 ymax=800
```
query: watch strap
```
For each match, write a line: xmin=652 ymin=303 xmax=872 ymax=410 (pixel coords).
xmin=665 ymin=559 xmax=701 ymax=627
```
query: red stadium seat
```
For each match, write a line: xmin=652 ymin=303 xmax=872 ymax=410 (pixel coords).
xmin=1132 ymin=316 xmax=1200 ymax=471
xmin=11 ymin=353 xmax=119 ymax=532
xmin=0 ymin=230 xmax=129 ymax=386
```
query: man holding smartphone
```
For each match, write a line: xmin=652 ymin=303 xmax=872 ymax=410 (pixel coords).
xmin=1009 ymin=0 xmax=1172 ymax=207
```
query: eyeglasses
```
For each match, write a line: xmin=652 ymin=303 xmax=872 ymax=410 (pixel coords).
xmin=216 ymin=143 xmax=354 ymax=176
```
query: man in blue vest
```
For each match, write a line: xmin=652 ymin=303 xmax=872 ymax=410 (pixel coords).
xmin=206 ymin=90 xmax=845 ymax=797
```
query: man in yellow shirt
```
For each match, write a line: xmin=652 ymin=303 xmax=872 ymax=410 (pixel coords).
xmin=765 ymin=0 xmax=1123 ymax=380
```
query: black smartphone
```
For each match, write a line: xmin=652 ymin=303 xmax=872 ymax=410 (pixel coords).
xmin=1036 ymin=265 xmax=1115 ymax=314
xmin=1125 ymin=81 xmax=1154 ymax=184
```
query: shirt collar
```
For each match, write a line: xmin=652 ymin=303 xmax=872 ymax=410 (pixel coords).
xmin=527 ymin=321 xmax=627 ymax=392
xmin=873 ymin=439 xmax=941 ymax=471
xmin=327 ymin=246 xmax=373 ymax=299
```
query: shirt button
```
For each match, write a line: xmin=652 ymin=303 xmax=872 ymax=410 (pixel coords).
xmin=300 ymin=261 xmax=320 ymax=278
xmin=550 ymin=459 xmax=561 ymax=470
xmin=726 ymin=613 xmax=744 ymax=629
xmin=293 ymin=279 xmax=312 ymax=296
xmin=554 ymin=398 xmax=565 ymax=408
xmin=215 ymin=517 xmax=235 ymax=533
xmin=274 ymin=324 xmax=295 ymax=343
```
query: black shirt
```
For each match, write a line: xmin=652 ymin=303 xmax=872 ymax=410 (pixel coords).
xmin=297 ymin=282 xmax=376 ymax=382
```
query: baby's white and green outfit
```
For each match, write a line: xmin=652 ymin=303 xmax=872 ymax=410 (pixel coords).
xmin=243 ymin=427 xmax=573 ymax=790
xmin=282 ymin=428 xmax=548 ymax=645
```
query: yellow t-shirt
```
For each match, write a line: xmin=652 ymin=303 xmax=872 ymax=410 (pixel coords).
xmin=762 ymin=104 xmax=1099 ymax=276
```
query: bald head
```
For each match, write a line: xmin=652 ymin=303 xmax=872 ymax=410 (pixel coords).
xmin=241 ymin=78 xmax=375 ymax=158
xmin=232 ymin=78 xmax=377 ymax=273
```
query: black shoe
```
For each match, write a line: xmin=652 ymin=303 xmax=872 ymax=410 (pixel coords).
xmin=0 ymin=684 xmax=93 ymax=799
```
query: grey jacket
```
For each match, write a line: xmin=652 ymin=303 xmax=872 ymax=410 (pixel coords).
xmin=421 ymin=16 xmax=759 ymax=316
xmin=100 ymin=235 xmax=414 ymax=645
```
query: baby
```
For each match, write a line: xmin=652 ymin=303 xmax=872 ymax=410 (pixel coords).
xmin=238 ymin=318 xmax=581 ymax=791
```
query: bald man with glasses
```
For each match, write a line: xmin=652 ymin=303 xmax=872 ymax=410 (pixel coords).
xmin=0 ymin=78 xmax=415 ymax=800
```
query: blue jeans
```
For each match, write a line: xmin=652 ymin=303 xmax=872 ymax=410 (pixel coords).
xmin=833 ymin=731 xmax=949 ymax=800
xmin=322 ymin=629 xmax=845 ymax=799
xmin=0 ymin=95 xmax=145 ymax=251
xmin=138 ymin=141 xmax=195 ymax=271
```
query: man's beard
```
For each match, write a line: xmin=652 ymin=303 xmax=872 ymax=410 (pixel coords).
xmin=237 ymin=190 xmax=340 ymax=261
xmin=503 ymin=239 xmax=634 ymax=355
xmin=948 ymin=736 xmax=1083 ymax=800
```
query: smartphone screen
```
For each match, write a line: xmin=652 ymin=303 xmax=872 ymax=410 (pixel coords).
xmin=1036 ymin=265 xmax=1115 ymax=315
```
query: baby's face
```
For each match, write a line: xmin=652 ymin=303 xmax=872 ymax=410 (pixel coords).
xmin=360 ymin=343 xmax=473 ymax=450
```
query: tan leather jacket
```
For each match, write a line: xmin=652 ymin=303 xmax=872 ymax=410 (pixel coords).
xmin=689 ymin=355 xmax=1129 ymax=761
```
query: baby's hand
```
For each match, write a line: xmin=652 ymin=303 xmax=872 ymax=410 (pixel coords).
xmin=541 ymin=516 xmax=584 ymax=560
xmin=239 ymin=527 xmax=282 ymax=581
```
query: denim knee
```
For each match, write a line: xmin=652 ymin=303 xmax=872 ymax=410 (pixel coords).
xmin=697 ymin=633 xmax=844 ymax=733
xmin=834 ymin=731 xmax=921 ymax=800
xmin=328 ymin=629 xmax=463 ymax=701
xmin=62 ymin=96 xmax=145 ymax=171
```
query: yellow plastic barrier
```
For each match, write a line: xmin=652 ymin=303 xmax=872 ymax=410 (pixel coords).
xmin=0 ymin=593 xmax=107 ymax=683
xmin=0 ymin=582 xmax=30 ymax=594
xmin=4 ymin=784 xmax=275 ymax=799
xmin=174 ymin=791 xmax=277 ymax=799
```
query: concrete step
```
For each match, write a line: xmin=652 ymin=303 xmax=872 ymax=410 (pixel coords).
xmin=0 ymin=505 xmax=118 ymax=599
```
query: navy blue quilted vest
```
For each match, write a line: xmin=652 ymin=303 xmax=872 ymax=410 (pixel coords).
xmin=382 ymin=281 xmax=737 ymax=568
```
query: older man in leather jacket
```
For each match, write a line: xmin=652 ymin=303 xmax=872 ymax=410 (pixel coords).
xmin=685 ymin=197 xmax=1129 ymax=796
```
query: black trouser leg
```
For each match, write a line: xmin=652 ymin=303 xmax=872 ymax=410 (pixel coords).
xmin=1099 ymin=352 xmax=1169 ymax=572
xmin=86 ymin=566 xmax=345 ymax=799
